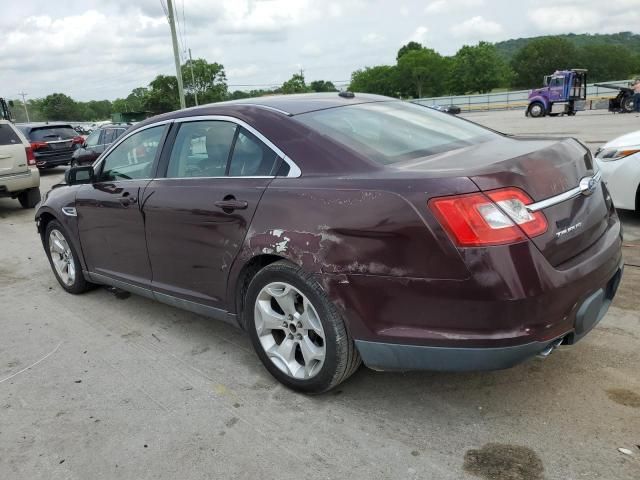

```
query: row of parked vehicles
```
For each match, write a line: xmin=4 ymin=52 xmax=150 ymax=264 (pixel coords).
xmin=0 ymin=121 xmax=129 ymax=208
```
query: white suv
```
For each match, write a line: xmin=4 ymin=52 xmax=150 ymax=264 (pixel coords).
xmin=0 ymin=120 xmax=41 ymax=208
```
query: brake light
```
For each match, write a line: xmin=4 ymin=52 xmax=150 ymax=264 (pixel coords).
xmin=428 ymin=187 xmax=548 ymax=247
xmin=72 ymin=136 xmax=84 ymax=144
xmin=30 ymin=141 xmax=47 ymax=151
xmin=25 ymin=146 xmax=36 ymax=166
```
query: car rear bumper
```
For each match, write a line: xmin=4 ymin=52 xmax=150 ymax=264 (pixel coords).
xmin=354 ymin=265 xmax=622 ymax=371
xmin=0 ymin=168 xmax=40 ymax=195
xmin=320 ymin=212 xmax=623 ymax=371
xmin=35 ymin=152 xmax=74 ymax=168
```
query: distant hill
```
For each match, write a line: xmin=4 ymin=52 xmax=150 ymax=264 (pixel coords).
xmin=495 ymin=32 xmax=640 ymax=60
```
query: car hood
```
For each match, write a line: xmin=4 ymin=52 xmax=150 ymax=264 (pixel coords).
xmin=602 ymin=129 xmax=640 ymax=149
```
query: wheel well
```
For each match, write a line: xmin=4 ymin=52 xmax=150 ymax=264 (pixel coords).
xmin=234 ymin=254 xmax=285 ymax=329
xmin=38 ymin=212 xmax=57 ymax=243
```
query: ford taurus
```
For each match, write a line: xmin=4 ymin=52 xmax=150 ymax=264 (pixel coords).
xmin=35 ymin=93 xmax=623 ymax=393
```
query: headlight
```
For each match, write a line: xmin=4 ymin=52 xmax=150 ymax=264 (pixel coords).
xmin=595 ymin=146 xmax=640 ymax=161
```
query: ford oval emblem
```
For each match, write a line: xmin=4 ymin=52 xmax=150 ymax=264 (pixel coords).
xmin=579 ymin=176 xmax=597 ymax=196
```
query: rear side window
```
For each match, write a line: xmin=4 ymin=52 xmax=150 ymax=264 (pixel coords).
xmin=102 ymin=129 xmax=117 ymax=144
xmin=27 ymin=126 xmax=77 ymax=141
xmin=0 ymin=124 xmax=21 ymax=145
xmin=166 ymin=121 xmax=237 ymax=178
xmin=228 ymin=128 xmax=280 ymax=176
xmin=296 ymin=101 xmax=495 ymax=165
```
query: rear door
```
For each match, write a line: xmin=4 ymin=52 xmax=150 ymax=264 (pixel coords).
xmin=76 ymin=124 xmax=168 ymax=287
xmin=0 ymin=121 xmax=28 ymax=176
xmin=143 ymin=119 xmax=281 ymax=308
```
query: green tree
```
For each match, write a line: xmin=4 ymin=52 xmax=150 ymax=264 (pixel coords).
xmin=397 ymin=41 xmax=424 ymax=61
xmin=578 ymin=44 xmax=637 ymax=82
xmin=349 ymin=65 xmax=400 ymax=97
xmin=397 ymin=48 xmax=449 ymax=98
xmin=309 ymin=80 xmax=337 ymax=92
xmin=449 ymin=42 xmax=511 ymax=94
xmin=181 ymin=58 xmax=227 ymax=105
xmin=281 ymin=73 xmax=311 ymax=94
xmin=511 ymin=37 xmax=579 ymax=88
xmin=40 ymin=93 xmax=79 ymax=120
xmin=145 ymin=75 xmax=180 ymax=113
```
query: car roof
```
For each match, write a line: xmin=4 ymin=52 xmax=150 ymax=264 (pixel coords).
xmin=187 ymin=92 xmax=393 ymax=116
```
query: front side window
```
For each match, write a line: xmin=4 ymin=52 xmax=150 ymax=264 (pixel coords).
xmin=296 ymin=101 xmax=496 ymax=165
xmin=98 ymin=125 xmax=164 ymax=181
xmin=167 ymin=121 xmax=237 ymax=178
xmin=84 ymin=129 xmax=101 ymax=148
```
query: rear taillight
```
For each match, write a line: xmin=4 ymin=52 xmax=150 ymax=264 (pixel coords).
xmin=428 ymin=187 xmax=548 ymax=247
xmin=72 ymin=136 xmax=84 ymax=144
xmin=30 ymin=141 xmax=47 ymax=151
xmin=25 ymin=147 xmax=36 ymax=166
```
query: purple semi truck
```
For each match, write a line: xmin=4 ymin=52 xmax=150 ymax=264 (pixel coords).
xmin=526 ymin=69 xmax=587 ymax=118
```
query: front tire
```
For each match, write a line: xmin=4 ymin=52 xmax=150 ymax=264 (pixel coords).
xmin=18 ymin=187 xmax=41 ymax=209
xmin=245 ymin=261 xmax=361 ymax=393
xmin=44 ymin=220 xmax=92 ymax=294
xmin=528 ymin=102 xmax=546 ymax=118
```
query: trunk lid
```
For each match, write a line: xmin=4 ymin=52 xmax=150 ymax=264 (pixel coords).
xmin=0 ymin=122 xmax=28 ymax=176
xmin=397 ymin=136 xmax=612 ymax=266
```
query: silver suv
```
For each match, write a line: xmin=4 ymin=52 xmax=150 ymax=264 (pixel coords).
xmin=0 ymin=120 xmax=41 ymax=208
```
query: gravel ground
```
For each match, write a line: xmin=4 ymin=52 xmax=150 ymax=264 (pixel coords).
xmin=1 ymin=110 xmax=639 ymax=480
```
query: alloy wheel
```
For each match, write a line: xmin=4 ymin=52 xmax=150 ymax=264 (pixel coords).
xmin=49 ymin=229 xmax=75 ymax=287
xmin=254 ymin=282 xmax=326 ymax=380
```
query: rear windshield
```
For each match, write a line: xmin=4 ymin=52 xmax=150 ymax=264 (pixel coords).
xmin=0 ymin=124 xmax=22 ymax=145
xmin=24 ymin=126 xmax=77 ymax=141
xmin=295 ymin=101 xmax=496 ymax=165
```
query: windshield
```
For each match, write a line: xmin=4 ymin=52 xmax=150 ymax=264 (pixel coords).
xmin=295 ymin=101 xmax=496 ymax=165
xmin=26 ymin=126 xmax=77 ymax=141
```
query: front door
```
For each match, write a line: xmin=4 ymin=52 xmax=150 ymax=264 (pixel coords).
xmin=549 ymin=76 xmax=565 ymax=102
xmin=76 ymin=124 xmax=167 ymax=287
xmin=143 ymin=119 xmax=282 ymax=308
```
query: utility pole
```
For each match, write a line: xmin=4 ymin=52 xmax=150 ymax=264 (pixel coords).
xmin=189 ymin=48 xmax=198 ymax=106
xmin=18 ymin=91 xmax=30 ymax=122
xmin=166 ymin=0 xmax=186 ymax=109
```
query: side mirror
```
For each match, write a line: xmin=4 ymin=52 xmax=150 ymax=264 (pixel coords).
xmin=65 ymin=166 xmax=94 ymax=185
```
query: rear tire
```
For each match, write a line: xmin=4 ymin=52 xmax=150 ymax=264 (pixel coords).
xmin=622 ymin=95 xmax=634 ymax=113
xmin=44 ymin=220 xmax=92 ymax=294
xmin=528 ymin=102 xmax=546 ymax=118
xmin=18 ymin=188 xmax=41 ymax=209
xmin=245 ymin=260 xmax=361 ymax=394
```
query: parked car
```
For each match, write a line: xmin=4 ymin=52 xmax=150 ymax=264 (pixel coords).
xmin=17 ymin=123 xmax=84 ymax=169
xmin=71 ymin=124 xmax=129 ymax=166
xmin=427 ymin=104 xmax=461 ymax=114
xmin=35 ymin=93 xmax=623 ymax=393
xmin=595 ymin=130 xmax=640 ymax=212
xmin=0 ymin=120 xmax=40 ymax=208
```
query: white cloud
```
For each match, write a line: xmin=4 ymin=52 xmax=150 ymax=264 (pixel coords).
xmin=425 ymin=0 xmax=484 ymax=14
xmin=453 ymin=16 xmax=504 ymax=39
xmin=528 ymin=7 xmax=600 ymax=33
xmin=408 ymin=25 xmax=429 ymax=44
xmin=362 ymin=32 xmax=384 ymax=44
xmin=226 ymin=65 xmax=260 ymax=78
xmin=400 ymin=6 xmax=410 ymax=16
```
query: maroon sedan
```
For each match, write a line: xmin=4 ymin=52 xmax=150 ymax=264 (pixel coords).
xmin=35 ymin=93 xmax=623 ymax=393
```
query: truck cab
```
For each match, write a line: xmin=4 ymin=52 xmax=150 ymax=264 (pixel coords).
xmin=526 ymin=69 xmax=587 ymax=118
xmin=0 ymin=98 xmax=13 ymax=122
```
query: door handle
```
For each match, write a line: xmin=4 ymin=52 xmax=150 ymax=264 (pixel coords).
xmin=119 ymin=195 xmax=137 ymax=206
xmin=214 ymin=199 xmax=248 ymax=211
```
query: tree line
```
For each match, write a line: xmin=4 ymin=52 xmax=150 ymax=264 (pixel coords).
xmin=9 ymin=34 xmax=640 ymax=122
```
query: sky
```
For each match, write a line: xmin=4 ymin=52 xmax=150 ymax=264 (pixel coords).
xmin=1 ymin=0 xmax=639 ymax=101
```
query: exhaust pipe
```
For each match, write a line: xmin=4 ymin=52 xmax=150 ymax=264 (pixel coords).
xmin=537 ymin=337 xmax=564 ymax=358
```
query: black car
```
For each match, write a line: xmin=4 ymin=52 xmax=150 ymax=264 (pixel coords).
xmin=17 ymin=123 xmax=83 ymax=169
xmin=71 ymin=124 xmax=129 ymax=166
